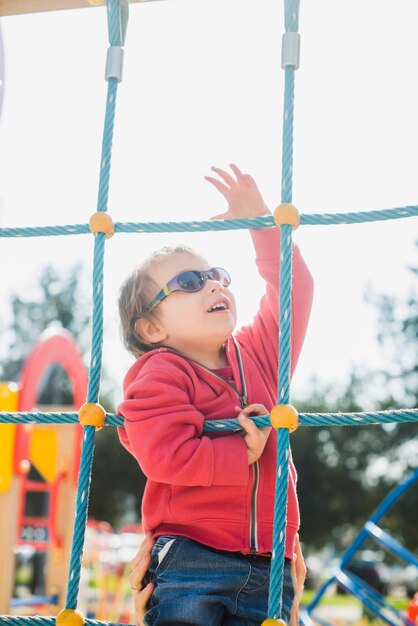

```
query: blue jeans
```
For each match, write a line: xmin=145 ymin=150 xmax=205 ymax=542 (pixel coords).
xmin=144 ymin=535 xmax=294 ymax=626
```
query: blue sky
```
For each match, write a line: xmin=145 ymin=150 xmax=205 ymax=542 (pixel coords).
xmin=0 ymin=0 xmax=417 ymax=405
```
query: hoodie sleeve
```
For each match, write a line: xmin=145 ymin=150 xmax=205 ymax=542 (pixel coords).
xmin=118 ymin=368 xmax=249 ymax=488
xmin=235 ymin=226 xmax=313 ymax=387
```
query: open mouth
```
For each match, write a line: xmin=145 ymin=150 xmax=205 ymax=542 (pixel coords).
xmin=207 ymin=300 xmax=229 ymax=313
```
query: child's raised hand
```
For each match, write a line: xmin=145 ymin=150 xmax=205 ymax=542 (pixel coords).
xmin=205 ymin=164 xmax=271 ymax=220
xmin=235 ymin=403 xmax=272 ymax=465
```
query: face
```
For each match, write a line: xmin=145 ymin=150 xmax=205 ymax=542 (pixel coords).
xmin=140 ymin=252 xmax=237 ymax=358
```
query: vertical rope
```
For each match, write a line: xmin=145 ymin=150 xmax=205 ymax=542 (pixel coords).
xmin=65 ymin=426 xmax=96 ymax=609
xmin=63 ymin=0 xmax=127 ymax=610
xmin=268 ymin=226 xmax=294 ymax=619
xmin=96 ymin=80 xmax=119 ymax=215
xmin=268 ymin=0 xmax=300 ymax=619
xmin=87 ymin=232 xmax=106 ymax=403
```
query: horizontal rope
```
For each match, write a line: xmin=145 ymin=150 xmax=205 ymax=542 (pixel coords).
xmin=301 ymin=205 xmax=418 ymax=226
xmin=0 ymin=411 xmax=123 ymax=426
xmin=1 ymin=204 xmax=417 ymax=238
xmin=0 ymin=617 xmax=125 ymax=626
xmin=0 ymin=412 xmax=80 ymax=424
xmin=1 ymin=408 xmax=417 ymax=428
xmin=300 ymin=408 xmax=418 ymax=426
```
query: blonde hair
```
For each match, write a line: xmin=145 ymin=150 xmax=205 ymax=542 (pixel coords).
xmin=118 ymin=244 xmax=201 ymax=358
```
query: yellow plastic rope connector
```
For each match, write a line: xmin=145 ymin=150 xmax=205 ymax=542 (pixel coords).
xmin=88 ymin=212 xmax=115 ymax=239
xmin=270 ymin=404 xmax=299 ymax=432
xmin=56 ymin=609 xmax=85 ymax=626
xmin=273 ymin=203 xmax=300 ymax=230
xmin=78 ymin=402 xmax=106 ymax=430
xmin=87 ymin=0 xmax=105 ymax=5
xmin=261 ymin=619 xmax=287 ymax=625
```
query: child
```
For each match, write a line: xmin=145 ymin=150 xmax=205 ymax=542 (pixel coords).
xmin=117 ymin=164 xmax=313 ymax=625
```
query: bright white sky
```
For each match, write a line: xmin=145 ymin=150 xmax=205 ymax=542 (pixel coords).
xmin=0 ymin=0 xmax=417 ymax=407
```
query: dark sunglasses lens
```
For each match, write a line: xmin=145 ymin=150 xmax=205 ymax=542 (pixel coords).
xmin=209 ymin=268 xmax=231 ymax=286
xmin=176 ymin=271 xmax=205 ymax=291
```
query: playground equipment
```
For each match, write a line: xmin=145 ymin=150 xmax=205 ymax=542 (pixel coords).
xmin=0 ymin=329 xmax=87 ymax=614
xmin=301 ymin=468 xmax=418 ymax=626
xmin=81 ymin=522 xmax=144 ymax=623
xmin=0 ymin=0 xmax=417 ymax=624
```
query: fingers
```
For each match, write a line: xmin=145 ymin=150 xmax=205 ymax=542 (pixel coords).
xmin=296 ymin=552 xmax=307 ymax=586
xmin=134 ymin=582 xmax=154 ymax=625
xmin=290 ymin=553 xmax=297 ymax=585
xmin=210 ymin=166 xmax=236 ymax=187
xmin=294 ymin=535 xmax=307 ymax=585
xmin=237 ymin=414 xmax=258 ymax=436
xmin=290 ymin=537 xmax=306 ymax=603
xmin=240 ymin=403 xmax=268 ymax=417
xmin=130 ymin=533 xmax=153 ymax=571
xmin=129 ymin=553 xmax=151 ymax=592
xmin=228 ymin=163 xmax=243 ymax=179
xmin=204 ymin=176 xmax=230 ymax=198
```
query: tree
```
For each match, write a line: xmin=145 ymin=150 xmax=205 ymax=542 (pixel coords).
xmin=293 ymin=244 xmax=418 ymax=552
xmin=0 ymin=264 xmax=145 ymax=529
xmin=0 ymin=264 xmax=89 ymax=382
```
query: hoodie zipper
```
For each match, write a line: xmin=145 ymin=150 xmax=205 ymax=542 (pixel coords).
xmin=163 ymin=340 xmax=259 ymax=553
xmin=163 ymin=343 xmax=247 ymax=408
xmin=232 ymin=338 xmax=259 ymax=553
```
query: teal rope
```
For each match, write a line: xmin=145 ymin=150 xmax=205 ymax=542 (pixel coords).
xmin=268 ymin=0 xmax=300 ymax=616
xmin=1 ymin=408 xmax=417 ymax=428
xmin=0 ymin=618 xmax=125 ymax=626
xmin=277 ymin=226 xmax=293 ymax=403
xmin=1 ymin=205 xmax=417 ymax=238
xmin=87 ymin=232 xmax=106 ymax=403
xmin=285 ymin=0 xmax=299 ymax=31
xmin=271 ymin=427 xmax=290 ymax=599
xmin=65 ymin=426 xmax=96 ymax=609
xmin=64 ymin=0 xmax=126 ymax=612
xmin=281 ymin=69 xmax=295 ymax=202
xmin=300 ymin=206 xmax=418 ymax=225
xmin=269 ymin=228 xmax=293 ymax=618
xmin=300 ymin=409 xmax=418 ymax=427
xmin=96 ymin=80 xmax=118 ymax=213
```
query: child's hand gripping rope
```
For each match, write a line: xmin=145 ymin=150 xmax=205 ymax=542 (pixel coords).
xmin=235 ymin=403 xmax=272 ymax=465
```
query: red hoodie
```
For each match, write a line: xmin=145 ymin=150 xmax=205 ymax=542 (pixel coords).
xmin=118 ymin=227 xmax=313 ymax=559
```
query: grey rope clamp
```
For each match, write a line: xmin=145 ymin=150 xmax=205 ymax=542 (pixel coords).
xmin=281 ymin=31 xmax=301 ymax=69
xmin=105 ymin=45 xmax=124 ymax=82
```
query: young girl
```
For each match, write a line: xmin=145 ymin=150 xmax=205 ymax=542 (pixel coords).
xmin=117 ymin=164 xmax=313 ymax=625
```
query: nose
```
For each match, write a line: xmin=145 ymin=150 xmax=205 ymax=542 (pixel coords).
xmin=207 ymin=278 xmax=224 ymax=293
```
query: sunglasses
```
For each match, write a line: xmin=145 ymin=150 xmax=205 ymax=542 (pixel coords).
xmin=147 ymin=267 xmax=231 ymax=312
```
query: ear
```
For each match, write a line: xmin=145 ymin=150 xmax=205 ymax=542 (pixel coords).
xmin=134 ymin=317 xmax=168 ymax=345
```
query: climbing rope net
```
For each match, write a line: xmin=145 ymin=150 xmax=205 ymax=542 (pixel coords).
xmin=1 ymin=0 xmax=418 ymax=624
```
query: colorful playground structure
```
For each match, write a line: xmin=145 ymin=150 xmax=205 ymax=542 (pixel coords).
xmin=301 ymin=469 xmax=418 ymax=625
xmin=0 ymin=329 xmax=87 ymax=614
xmin=0 ymin=330 xmax=143 ymax=623
xmin=0 ymin=0 xmax=417 ymax=624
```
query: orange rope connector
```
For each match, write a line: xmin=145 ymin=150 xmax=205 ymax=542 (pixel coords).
xmin=78 ymin=402 xmax=106 ymax=431
xmin=89 ymin=212 xmax=115 ymax=239
xmin=270 ymin=404 xmax=299 ymax=432
xmin=56 ymin=609 xmax=85 ymax=626
xmin=261 ymin=619 xmax=287 ymax=625
xmin=273 ymin=203 xmax=300 ymax=230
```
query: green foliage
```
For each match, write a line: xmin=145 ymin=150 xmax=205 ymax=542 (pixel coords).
xmin=0 ymin=264 xmax=143 ymax=527
xmin=0 ymin=264 xmax=89 ymax=382
xmin=294 ymin=244 xmax=418 ymax=552
xmin=89 ymin=427 xmax=146 ymax=529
